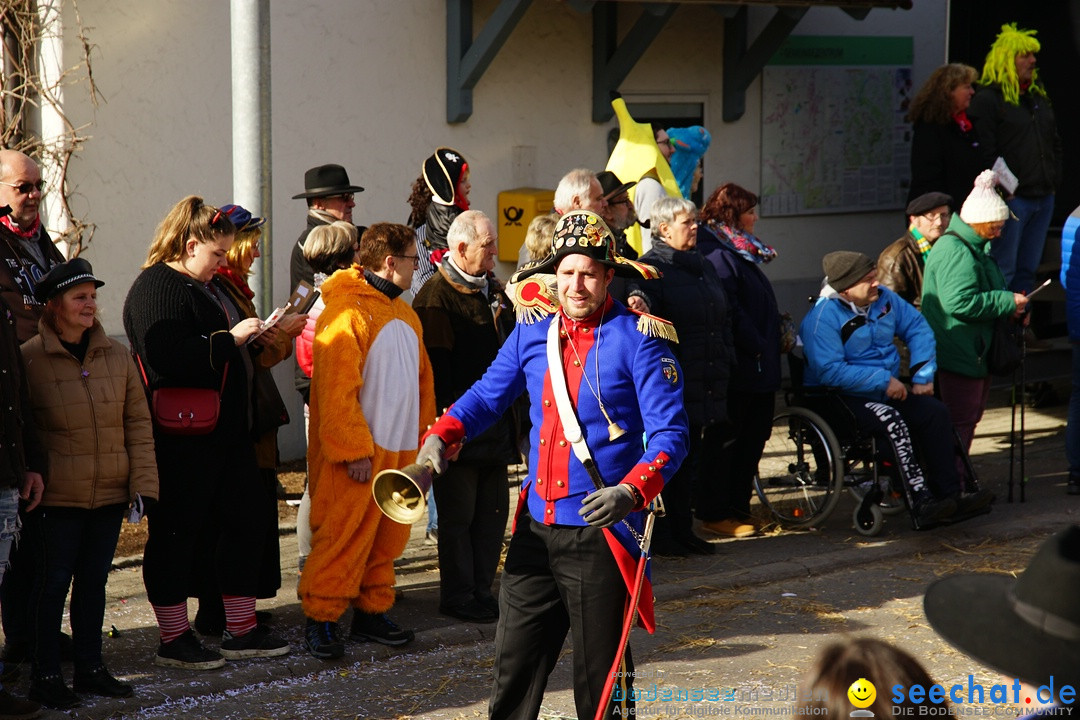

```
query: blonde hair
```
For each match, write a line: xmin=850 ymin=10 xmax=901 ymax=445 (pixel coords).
xmin=225 ymin=227 xmax=263 ymax=275
xmin=303 ymin=221 xmax=358 ymax=274
xmin=908 ymin=63 xmax=979 ymax=124
xmin=144 ymin=196 xmax=235 ymax=268
xmin=980 ymin=23 xmax=1044 ymax=105
xmin=524 ymin=214 xmax=557 ymax=262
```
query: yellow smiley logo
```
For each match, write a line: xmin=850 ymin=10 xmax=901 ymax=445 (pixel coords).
xmin=848 ymin=678 xmax=876 ymax=709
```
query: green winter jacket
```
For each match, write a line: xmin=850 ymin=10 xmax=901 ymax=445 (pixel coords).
xmin=921 ymin=215 xmax=1016 ymax=378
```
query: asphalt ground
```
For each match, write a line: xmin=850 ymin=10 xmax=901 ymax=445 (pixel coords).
xmin=4 ymin=380 xmax=1078 ymax=720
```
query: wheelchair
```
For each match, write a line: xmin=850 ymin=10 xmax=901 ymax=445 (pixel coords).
xmin=751 ymin=355 xmax=982 ymax=536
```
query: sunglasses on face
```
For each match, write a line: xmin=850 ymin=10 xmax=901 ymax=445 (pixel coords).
xmin=0 ymin=180 xmax=45 ymax=195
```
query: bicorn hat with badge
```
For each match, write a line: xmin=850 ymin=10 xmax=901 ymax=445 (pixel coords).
xmin=291 ymin=164 xmax=365 ymax=200
xmin=423 ymin=148 xmax=469 ymax=207
xmin=924 ymin=525 xmax=1080 ymax=687
xmin=508 ymin=211 xmax=675 ymax=341
xmin=34 ymin=257 xmax=104 ymax=303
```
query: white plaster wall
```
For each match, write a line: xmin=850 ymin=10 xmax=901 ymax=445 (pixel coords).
xmin=56 ymin=0 xmax=946 ymax=460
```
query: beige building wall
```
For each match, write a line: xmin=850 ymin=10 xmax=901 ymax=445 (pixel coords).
xmin=54 ymin=0 xmax=946 ymax=460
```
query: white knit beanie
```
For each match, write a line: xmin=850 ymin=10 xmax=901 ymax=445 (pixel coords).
xmin=960 ymin=170 xmax=1009 ymax=224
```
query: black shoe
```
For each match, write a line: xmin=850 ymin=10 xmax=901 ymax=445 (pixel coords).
xmin=73 ymin=664 xmax=133 ymax=698
xmin=220 ymin=625 xmax=290 ymax=660
xmin=676 ymin=533 xmax=716 ymax=555
xmin=440 ymin=599 xmax=498 ymax=624
xmin=154 ymin=630 xmax=226 ymax=670
xmin=913 ymin=496 xmax=957 ymax=526
xmin=304 ymin=618 xmax=344 ymax=660
xmin=0 ymin=688 xmax=41 ymax=720
xmin=0 ymin=641 xmax=28 ymax=684
xmin=953 ymin=489 xmax=995 ymax=516
xmin=349 ymin=611 xmax=415 ymax=646
xmin=28 ymin=674 xmax=80 ymax=710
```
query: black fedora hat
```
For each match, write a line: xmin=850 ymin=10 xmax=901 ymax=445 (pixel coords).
xmin=34 ymin=257 xmax=104 ymax=303
xmin=512 ymin=210 xmax=659 ymax=282
xmin=292 ymin=164 xmax=365 ymax=200
xmin=924 ymin=525 xmax=1080 ymax=688
xmin=596 ymin=170 xmax=636 ymax=201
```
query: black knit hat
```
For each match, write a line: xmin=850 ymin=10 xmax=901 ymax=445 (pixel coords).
xmin=423 ymin=148 xmax=468 ymax=206
xmin=822 ymin=251 xmax=875 ymax=291
xmin=34 ymin=257 xmax=104 ymax=303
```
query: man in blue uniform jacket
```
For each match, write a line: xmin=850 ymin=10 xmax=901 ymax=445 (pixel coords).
xmin=419 ymin=210 xmax=689 ymax=720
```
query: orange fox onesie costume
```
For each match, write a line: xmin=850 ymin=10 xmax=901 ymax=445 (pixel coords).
xmin=299 ymin=266 xmax=435 ymax=622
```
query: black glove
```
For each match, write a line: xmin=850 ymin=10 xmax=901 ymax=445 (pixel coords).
xmin=417 ymin=435 xmax=449 ymax=475
xmin=578 ymin=485 xmax=637 ymax=528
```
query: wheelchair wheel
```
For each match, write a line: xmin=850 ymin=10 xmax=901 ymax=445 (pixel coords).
xmin=848 ymin=477 xmax=906 ymax=516
xmin=753 ymin=407 xmax=844 ymax=529
xmin=853 ymin=502 xmax=884 ymax=536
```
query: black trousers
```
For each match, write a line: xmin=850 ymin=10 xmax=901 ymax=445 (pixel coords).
xmin=30 ymin=504 xmax=125 ymax=675
xmin=697 ymin=389 xmax=776 ymax=521
xmin=489 ymin=508 xmax=634 ymax=720
xmin=840 ymin=394 xmax=962 ymax=501
xmin=144 ymin=438 xmax=268 ymax=606
xmin=432 ymin=461 xmax=508 ymax=607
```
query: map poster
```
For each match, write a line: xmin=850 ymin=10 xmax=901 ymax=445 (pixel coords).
xmin=760 ymin=36 xmax=913 ymax=217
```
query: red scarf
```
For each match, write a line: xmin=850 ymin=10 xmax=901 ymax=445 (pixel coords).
xmin=216 ymin=266 xmax=254 ymax=299
xmin=953 ymin=111 xmax=972 ymax=133
xmin=0 ymin=214 xmax=40 ymax=239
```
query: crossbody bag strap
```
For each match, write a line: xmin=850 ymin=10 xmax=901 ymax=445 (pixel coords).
xmin=132 ymin=351 xmax=228 ymax=393
xmin=546 ymin=316 xmax=607 ymax=490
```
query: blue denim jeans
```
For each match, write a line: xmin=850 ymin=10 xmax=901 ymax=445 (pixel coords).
xmin=29 ymin=504 xmax=125 ymax=675
xmin=1067 ymin=343 xmax=1080 ymax=475
xmin=991 ymin=194 xmax=1055 ymax=293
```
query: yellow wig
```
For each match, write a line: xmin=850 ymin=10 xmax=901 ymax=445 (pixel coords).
xmin=979 ymin=23 xmax=1044 ymax=105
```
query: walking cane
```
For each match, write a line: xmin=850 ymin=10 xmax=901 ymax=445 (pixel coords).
xmin=1008 ymin=368 xmax=1017 ymax=503
xmin=1019 ymin=321 xmax=1027 ymax=502
xmin=595 ymin=502 xmax=659 ymax=720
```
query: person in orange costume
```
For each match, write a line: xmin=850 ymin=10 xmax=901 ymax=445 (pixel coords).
xmin=299 ymin=222 xmax=435 ymax=659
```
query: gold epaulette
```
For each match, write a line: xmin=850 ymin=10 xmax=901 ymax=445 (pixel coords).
xmin=508 ymin=275 xmax=559 ymax=325
xmin=630 ymin=309 xmax=679 ymax=344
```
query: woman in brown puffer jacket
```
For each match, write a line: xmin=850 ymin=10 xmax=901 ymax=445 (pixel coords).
xmin=20 ymin=258 xmax=157 ymax=710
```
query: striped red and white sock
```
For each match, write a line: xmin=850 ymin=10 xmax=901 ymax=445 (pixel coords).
xmin=152 ymin=602 xmax=190 ymax=644
xmin=223 ymin=595 xmax=257 ymax=637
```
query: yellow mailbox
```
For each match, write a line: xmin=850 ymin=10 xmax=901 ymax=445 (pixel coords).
xmin=497 ymin=187 xmax=554 ymax=262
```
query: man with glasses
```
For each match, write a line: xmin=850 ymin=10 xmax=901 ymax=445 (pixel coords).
xmin=877 ymin=192 xmax=953 ymax=310
xmin=597 ymin=171 xmax=639 ymax=304
xmin=0 ymin=149 xmax=63 ymax=687
xmin=289 ymin=164 xmax=366 ymax=406
xmin=0 ymin=149 xmax=64 ymax=343
xmin=413 ymin=210 xmax=515 ymax=624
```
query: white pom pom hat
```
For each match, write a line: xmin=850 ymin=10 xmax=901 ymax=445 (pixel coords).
xmin=960 ymin=169 xmax=1010 ymax=225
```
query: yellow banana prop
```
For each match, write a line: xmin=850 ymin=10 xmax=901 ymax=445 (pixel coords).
xmin=604 ymin=95 xmax=682 ymax=253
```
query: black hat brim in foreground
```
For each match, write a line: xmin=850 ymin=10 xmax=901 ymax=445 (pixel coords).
xmin=924 ymin=574 xmax=1080 ymax=688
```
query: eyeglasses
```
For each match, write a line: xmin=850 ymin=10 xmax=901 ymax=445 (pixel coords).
xmin=0 ymin=179 xmax=45 ymax=195
xmin=392 ymin=254 xmax=419 ymax=264
xmin=921 ymin=211 xmax=951 ymax=222
xmin=608 ymin=199 xmax=631 ymax=206
xmin=329 ymin=193 xmax=355 ymax=203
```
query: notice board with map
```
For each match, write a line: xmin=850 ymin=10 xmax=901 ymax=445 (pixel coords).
xmin=760 ymin=36 xmax=913 ymax=217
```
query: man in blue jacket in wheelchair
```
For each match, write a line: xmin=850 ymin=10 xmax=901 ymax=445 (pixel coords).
xmin=801 ymin=251 xmax=994 ymax=527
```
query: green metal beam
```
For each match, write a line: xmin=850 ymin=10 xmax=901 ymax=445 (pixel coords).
xmin=446 ymin=0 xmax=533 ymax=123
xmin=591 ymin=2 xmax=678 ymax=122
